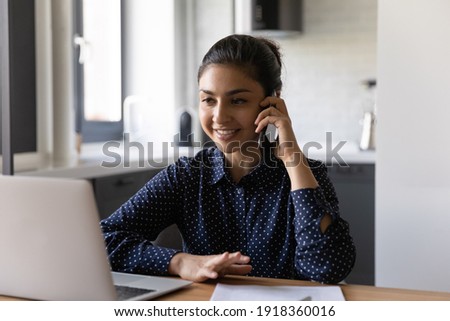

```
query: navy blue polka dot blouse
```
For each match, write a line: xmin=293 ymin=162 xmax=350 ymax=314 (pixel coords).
xmin=100 ymin=147 xmax=356 ymax=283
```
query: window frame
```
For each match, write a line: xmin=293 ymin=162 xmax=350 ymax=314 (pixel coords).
xmin=73 ymin=0 xmax=123 ymax=143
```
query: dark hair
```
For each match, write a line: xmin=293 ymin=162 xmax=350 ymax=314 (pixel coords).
xmin=197 ymin=34 xmax=283 ymax=96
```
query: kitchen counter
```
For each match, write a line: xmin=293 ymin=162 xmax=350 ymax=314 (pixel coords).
xmin=17 ymin=142 xmax=199 ymax=179
xmin=16 ymin=141 xmax=375 ymax=179
xmin=300 ymin=141 xmax=375 ymax=165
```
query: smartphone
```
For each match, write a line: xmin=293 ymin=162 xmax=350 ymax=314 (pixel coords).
xmin=260 ymin=123 xmax=278 ymax=144
xmin=258 ymin=92 xmax=279 ymax=146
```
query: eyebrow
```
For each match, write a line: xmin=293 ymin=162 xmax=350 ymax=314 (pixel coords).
xmin=199 ymin=88 xmax=252 ymax=96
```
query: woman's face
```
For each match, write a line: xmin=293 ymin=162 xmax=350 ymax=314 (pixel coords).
xmin=198 ymin=64 xmax=265 ymax=154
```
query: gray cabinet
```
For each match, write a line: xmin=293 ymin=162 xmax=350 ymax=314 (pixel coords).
xmin=327 ymin=163 xmax=375 ymax=285
xmin=91 ymin=168 xmax=183 ymax=250
xmin=92 ymin=169 xmax=160 ymax=220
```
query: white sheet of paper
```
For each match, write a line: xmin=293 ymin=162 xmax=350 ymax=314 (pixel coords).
xmin=210 ymin=283 xmax=345 ymax=301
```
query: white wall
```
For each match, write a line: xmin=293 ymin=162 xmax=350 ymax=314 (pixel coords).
xmin=376 ymin=0 xmax=450 ymax=292
xmin=191 ymin=0 xmax=234 ymax=108
xmin=194 ymin=0 xmax=377 ymax=145
xmin=280 ymin=0 xmax=377 ymax=145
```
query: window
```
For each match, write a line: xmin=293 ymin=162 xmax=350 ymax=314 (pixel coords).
xmin=74 ymin=0 xmax=123 ymax=142
xmin=74 ymin=0 xmax=178 ymax=145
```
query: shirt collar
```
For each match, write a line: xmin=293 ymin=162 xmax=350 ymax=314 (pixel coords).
xmin=205 ymin=147 xmax=284 ymax=186
xmin=206 ymin=147 xmax=227 ymax=185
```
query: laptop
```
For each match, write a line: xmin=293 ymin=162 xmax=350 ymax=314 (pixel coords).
xmin=0 ymin=175 xmax=191 ymax=301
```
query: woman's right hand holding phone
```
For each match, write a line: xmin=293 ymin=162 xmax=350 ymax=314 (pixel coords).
xmin=255 ymin=95 xmax=320 ymax=190
xmin=255 ymin=95 xmax=332 ymax=232
xmin=255 ymin=95 xmax=300 ymax=165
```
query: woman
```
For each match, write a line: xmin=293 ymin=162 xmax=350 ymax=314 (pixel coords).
xmin=100 ymin=34 xmax=355 ymax=283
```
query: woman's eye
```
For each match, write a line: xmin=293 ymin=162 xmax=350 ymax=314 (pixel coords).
xmin=231 ymin=98 xmax=246 ymax=105
xmin=201 ymin=97 xmax=215 ymax=106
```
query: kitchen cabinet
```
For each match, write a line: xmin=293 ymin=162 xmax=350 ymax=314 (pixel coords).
xmin=92 ymin=169 xmax=159 ymax=220
xmin=91 ymin=168 xmax=183 ymax=250
xmin=327 ymin=163 xmax=375 ymax=285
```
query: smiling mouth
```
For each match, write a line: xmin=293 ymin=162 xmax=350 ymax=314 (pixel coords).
xmin=214 ymin=129 xmax=239 ymax=140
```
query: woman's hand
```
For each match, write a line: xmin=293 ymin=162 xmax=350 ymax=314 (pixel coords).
xmin=168 ymin=251 xmax=252 ymax=282
xmin=255 ymin=96 xmax=320 ymax=192
xmin=254 ymin=96 xmax=301 ymax=165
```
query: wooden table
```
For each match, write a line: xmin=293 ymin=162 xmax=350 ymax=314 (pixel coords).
xmin=1 ymin=275 xmax=450 ymax=301
xmin=157 ymin=275 xmax=450 ymax=301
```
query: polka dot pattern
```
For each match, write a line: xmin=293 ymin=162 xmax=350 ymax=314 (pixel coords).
xmin=100 ymin=147 xmax=356 ymax=283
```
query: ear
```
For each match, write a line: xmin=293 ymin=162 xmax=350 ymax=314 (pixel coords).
xmin=275 ymin=90 xmax=281 ymax=98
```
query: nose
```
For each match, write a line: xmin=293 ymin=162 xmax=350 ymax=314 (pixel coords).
xmin=212 ymin=101 xmax=231 ymax=124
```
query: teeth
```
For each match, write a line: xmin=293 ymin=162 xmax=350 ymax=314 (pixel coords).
xmin=216 ymin=129 xmax=237 ymax=135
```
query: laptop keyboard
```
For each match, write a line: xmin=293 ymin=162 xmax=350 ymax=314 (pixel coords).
xmin=115 ymin=285 xmax=156 ymax=301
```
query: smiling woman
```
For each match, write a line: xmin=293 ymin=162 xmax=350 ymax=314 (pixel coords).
xmin=198 ymin=65 xmax=264 ymax=156
xmin=100 ymin=34 xmax=356 ymax=284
